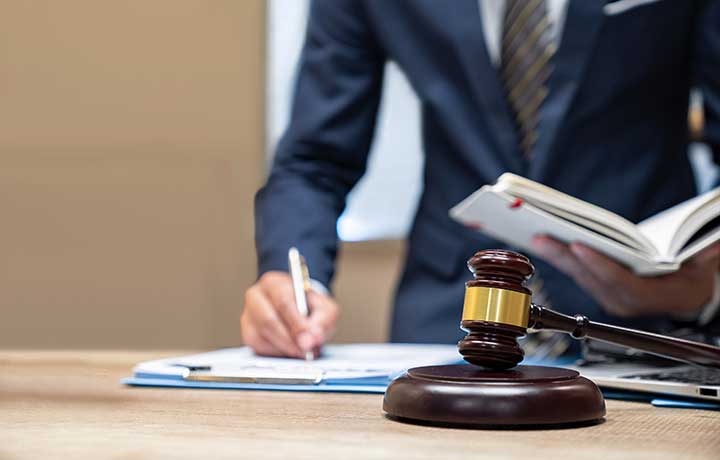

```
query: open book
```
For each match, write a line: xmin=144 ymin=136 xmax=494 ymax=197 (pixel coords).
xmin=450 ymin=173 xmax=720 ymax=275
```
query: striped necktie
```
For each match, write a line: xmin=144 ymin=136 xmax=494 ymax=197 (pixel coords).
xmin=500 ymin=0 xmax=557 ymax=158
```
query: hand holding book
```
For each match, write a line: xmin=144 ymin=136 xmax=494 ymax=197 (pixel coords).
xmin=450 ymin=173 xmax=720 ymax=276
xmin=450 ymin=173 xmax=720 ymax=319
xmin=532 ymin=235 xmax=720 ymax=319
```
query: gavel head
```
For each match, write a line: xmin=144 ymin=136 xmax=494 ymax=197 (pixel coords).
xmin=458 ymin=249 xmax=534 ymax=369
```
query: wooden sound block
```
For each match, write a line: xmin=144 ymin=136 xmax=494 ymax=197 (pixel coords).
xmin=383 ymin=364 xmax=606 ymax=428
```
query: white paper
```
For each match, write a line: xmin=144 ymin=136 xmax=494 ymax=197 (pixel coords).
xmin=133 ymin=344 xmax=461 ymax=383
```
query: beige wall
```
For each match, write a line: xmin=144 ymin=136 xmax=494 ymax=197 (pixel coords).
xmin=333 ymin=240 xmax=404 ymax=343
xmin=0 ymin=0 xmax=264 ymax=349
xmin=0 ymin=0 xmax=402 ymax=349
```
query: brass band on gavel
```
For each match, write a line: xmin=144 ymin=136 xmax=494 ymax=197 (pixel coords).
xmin=461 ymin=286 xmax=531 ymax=328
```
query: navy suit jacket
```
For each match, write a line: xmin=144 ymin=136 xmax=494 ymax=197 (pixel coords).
xmin=256 ymin=0 xmax=720 ymax=343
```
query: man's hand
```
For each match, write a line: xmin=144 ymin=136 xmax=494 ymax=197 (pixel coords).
xmin=532 ymin=236 xmax=720 ymax=318
xmin=240 ymin=271 xmax=339 ymax=358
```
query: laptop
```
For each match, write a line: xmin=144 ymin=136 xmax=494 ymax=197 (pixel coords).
xmin=577 ymin=362 xmax=720 ymax=402
xmin=573 ymin=338 xmax=720 ymax=403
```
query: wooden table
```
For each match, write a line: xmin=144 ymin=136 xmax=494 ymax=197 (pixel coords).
xmin=1 ymin=351 xmax=719 ymax=460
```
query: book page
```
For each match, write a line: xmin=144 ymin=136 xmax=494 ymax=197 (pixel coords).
xmin=521 ymin=198 xmax=645 ymax=250
xmin=676 ymin=226 xmax=720 ymax=263
xmin=637 ymin=188 xmax=720 ymax=258
xmin=495 ymin=174 xmax=658 ymax=255
xmin=449 ymin=188 xmax=676 ymax=275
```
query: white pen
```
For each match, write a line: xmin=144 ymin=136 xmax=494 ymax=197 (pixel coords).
xmin=288 ymin=247 xmax=314 ymax=361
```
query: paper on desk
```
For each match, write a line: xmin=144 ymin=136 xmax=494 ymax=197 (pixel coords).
xmin=126 ymin=344 xmax=462 ymax=389
xmin=124 ymin=347 xmax=720 ymax=406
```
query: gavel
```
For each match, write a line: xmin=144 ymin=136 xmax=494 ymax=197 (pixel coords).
xmin=460 ymin=249 xmax=720 ymax=370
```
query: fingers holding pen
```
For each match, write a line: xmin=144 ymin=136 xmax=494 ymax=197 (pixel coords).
xmin=242 ymin=284 xmax=305 ymax=358
xmin=260 ymin=274 xmax=314 ymax=352
xmin=307 ymin=290 xmax=340 ymax=345
xmin=240 ymin=270 xmax=341 ymax=359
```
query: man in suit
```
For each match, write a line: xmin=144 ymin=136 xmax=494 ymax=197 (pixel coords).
xmin=242 ymin=0 xmax=720 ymax=358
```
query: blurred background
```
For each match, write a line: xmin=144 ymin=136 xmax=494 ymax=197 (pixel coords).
xmin=1 ymin=0 xmax=418 ymax=350
xmin=1 ymin=1 xmax=715 ymax=350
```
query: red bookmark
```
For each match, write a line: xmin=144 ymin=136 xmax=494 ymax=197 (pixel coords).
xmin=466 ymin=222 xmax=484 ymax=231
xmin=509 ymin=198 xmax=523 ymax=209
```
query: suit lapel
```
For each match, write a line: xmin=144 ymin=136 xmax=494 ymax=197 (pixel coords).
xmin=529 ymin=0 xmax=606 ymax=180
xmin=451 ymin=0 xmax=525 ymax=176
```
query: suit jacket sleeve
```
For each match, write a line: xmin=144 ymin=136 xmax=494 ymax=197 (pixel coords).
xmin=695 ymin=0 xmax=720 ymax=329
xmin=696 ymin=0 xmax=720 ymax=160
xmin=254 ymin=0 xmax=385 ymax=287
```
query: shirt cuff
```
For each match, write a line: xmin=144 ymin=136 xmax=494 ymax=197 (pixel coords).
xmin=309 ymin=278 xmax=330 ymax=296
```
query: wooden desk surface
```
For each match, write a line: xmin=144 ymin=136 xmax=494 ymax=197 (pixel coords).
xmin=1 ymin=350 xmax=719 ymax=460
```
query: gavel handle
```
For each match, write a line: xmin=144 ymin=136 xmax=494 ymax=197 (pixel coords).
xmin=528 ymin=304 xmax=720 ymax=368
